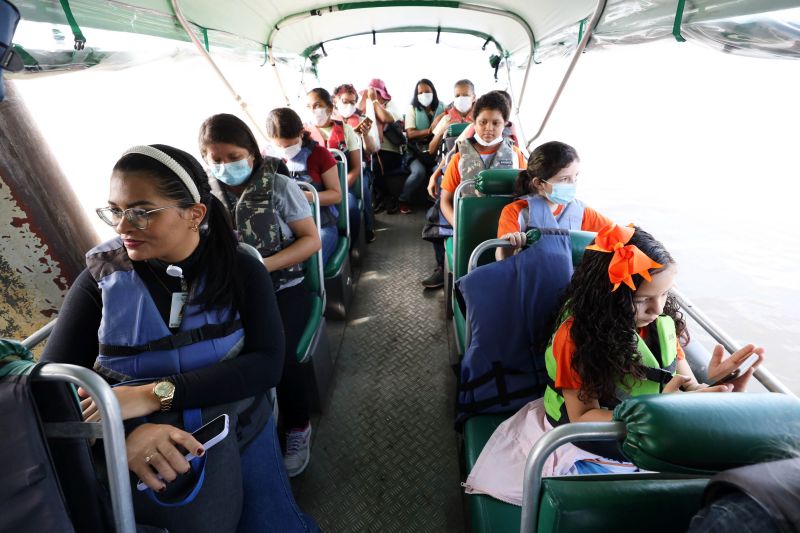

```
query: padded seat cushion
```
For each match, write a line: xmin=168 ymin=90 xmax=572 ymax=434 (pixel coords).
xmin=324 ymin=237 xmax=350 ymax=278
xmin=475 ymin=169 xmax=519 ymax=196
xmin=447 ymin=122 xmax=469 ymax=138
xmin=538 ymin=475 xmax=708 ymax=533
xmin=615 ymin=393 xmax=800 ymax=475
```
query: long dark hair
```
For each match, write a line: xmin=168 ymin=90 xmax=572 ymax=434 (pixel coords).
xmin=112 ymin=144 xmax=242 ymax=311
xmin=410 ymin=78 xmax=440 ymax=111
xmin=514 ymin=141 xmax=579 ymax=197
xmin=556 ymin=226 xmax=687 ymax=402
xmin=265 ymin=107 xmax=311 ymax=143
xmin=198 ymin=113 xmax=263 ymax=170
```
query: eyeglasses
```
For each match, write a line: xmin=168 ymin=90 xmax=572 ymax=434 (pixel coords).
xmin=95 ymin=205 xmax=180 ymax=230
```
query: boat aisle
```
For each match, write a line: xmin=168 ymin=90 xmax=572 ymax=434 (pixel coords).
xmin=291 ymin=211 xmax=464 ymax=532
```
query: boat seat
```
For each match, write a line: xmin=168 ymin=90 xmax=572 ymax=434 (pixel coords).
xmin=325 ymin=152 xmax=354 ymax=320
xmin=450 ymin=169 xmax=518 ymax=354
xmin=294 ymin=182 xmax=333 ymax=412
xmin=465 ymin=393 xmax=800 ymax=533
xmin=444 ymin=122 xmax=471 ymax=153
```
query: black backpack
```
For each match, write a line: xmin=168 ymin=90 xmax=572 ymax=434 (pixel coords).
xmin=382 ymin=120 xmax=407 ymax=148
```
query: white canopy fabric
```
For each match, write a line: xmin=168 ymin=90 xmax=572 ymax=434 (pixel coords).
xmin=13 ymin=0 xmax=800 ymax=66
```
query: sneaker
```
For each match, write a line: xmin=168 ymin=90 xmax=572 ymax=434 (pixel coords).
xmin=386 ymin=198 xmax=400 ymax=215
xmin=399 ymin=202 xmax=412 ymax=214
xmin=421 ymin=266 xmax=444 ymax=289
xmin=284 ymin=423 xmax=312 ymax=477
xmin=373 ymin=200 xmax=385 ymax=214
xmin=366 ymin=230 xmax=376 ymax=243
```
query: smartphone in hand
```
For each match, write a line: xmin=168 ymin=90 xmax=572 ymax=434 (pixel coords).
xmin=356 ymin=117 xmax=373 ymax=135
xmin=709 ymin=353 xmax=760 ymax=386
xmin=136 ymin=414 xmax=229 ymax=491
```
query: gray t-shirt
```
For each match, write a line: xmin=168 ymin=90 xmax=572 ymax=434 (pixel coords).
xmin=272 ymin=173 xmax=312 ymax=291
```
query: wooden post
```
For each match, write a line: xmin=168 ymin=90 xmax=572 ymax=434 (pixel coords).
xmin=0 ymin=79 xmax=99 ymax=340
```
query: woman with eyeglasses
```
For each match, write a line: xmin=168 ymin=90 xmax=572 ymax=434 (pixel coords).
xmin=495 ymin=141 xmax=614 ymax=261
xmin=41 ymin=144 xmax=318 ymax=532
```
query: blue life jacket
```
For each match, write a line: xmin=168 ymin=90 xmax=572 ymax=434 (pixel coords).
xmin=454 ymin=230 xmax=574 ymax=424
xmin=520 ymin=194 xmax=585 ymax=231
xmin=86 ymin=238 xmax=245 ymax=506
xmin=284 ymin=139 xmax=338 ymax=227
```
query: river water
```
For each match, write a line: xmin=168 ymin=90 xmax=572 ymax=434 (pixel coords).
xmin=12 ymin=34 xmax=799 ymax=393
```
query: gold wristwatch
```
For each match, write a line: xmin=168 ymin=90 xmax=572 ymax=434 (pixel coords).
xmin=152 ymin=380 xmax=175 ymax=412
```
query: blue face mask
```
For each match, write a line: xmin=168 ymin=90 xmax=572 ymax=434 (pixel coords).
xmin=545 ymin=183 xmax=577 ymax=205
xmin=211 ymin=158 xmax=252 ymax=186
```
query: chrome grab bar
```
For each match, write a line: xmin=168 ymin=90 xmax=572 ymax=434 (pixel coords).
xmin=21 ymin=318 xmax=58 ymax=349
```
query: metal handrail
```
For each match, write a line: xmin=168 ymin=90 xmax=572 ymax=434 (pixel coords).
xmin=35 ymin=363 xmax=136 ymax=533
xmin=467 ymin=239 xmax=512 ymax=274
xmin=170 ymin=0 xmax=274 ymax=140
xmin=22 ymin=318 xmax=58 ymax=349
xmin=329 ymin=148 xmax=351 ymax=243
xmin=672 ymin=288 xmax=794 ymax=396
xmin=525 ymin=0 xmax=608 ymax=151
xmin=519 ymin=422 xmax=626 ymax=533
xmin=296 ymin=181 xmax=327 ymax=308
xmin=451 ymin=178 xmax=477 ymax=280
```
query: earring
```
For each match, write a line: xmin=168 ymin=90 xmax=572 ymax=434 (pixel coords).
xmin=191 ymin=223 xmax=199 ymax=232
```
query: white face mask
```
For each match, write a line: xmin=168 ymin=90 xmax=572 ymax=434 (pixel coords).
xmin=454 ymin=96 xmax=473 ymax=114
xmin=311 ymin=107 xmax=330 ymax=126
xmin=474 ymin=134 xmax=503 ymax=147
xmin=337 ymin=102 xmax=356 ymax=118
xmin=417 ymin=92 xmax=434 ymax=107
xmin=279 ymin=140 xmax=303 ymax=160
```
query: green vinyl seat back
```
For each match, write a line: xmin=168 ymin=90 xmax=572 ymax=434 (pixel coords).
xmin=474 ymin=168 xmax=519 ymax=196
xmin=295 ymin=182 xmax=325 ymax=363
xmin=446 ymin=121 xmax=470 ymax=139
xmin=614 ymin=392 xmax=800 ymax=474
xmin=325 ymin=150 xmax=351 ymax=278
xmin=524 ymin=229 xmax=597 ymax=268
xmin=466 ymin=393 xmax=800 ymax=533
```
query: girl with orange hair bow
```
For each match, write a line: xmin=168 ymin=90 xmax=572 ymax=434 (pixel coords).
xmin=465 ymin=224 xmax=766 ymax=504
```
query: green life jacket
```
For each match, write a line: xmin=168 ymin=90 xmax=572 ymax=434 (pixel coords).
xmin=543 ymin=315 xmax=678 ymax=426
xmin=413 ymin=101 xmax=445 ymax=131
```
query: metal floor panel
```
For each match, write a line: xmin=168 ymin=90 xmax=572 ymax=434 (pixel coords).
xmin=292 ymin=211 xmax=464 ymax=532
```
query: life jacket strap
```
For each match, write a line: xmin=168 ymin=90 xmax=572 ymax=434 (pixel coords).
xmin=458 ymin=361 xmax=547 ymax=412
xmin=458 ymin=384 xmax=546 ymax=413
xmin=640 ymin=365 xmax=675 ymax=387
xmin=99 ymin=319 xmax=243 ymax=356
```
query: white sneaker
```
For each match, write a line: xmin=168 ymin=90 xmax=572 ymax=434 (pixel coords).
xmin=284 ymin=423 xmax=312 ymax=477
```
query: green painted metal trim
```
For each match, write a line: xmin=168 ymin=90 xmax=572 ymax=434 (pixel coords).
xmin=11 ymin=44 xmax=39 ymax=68
xmin=201 ymin=27 xmax=209 ymax=52
xmin=578 ymin=18 xmax=586 ymax=44
xmin=58 ymin=0 xmax=86 ymax=50
xmin=300 ymin=25 xmax=504 ymax=58
xmin=673 ymin=0 xmax=687 ymax=42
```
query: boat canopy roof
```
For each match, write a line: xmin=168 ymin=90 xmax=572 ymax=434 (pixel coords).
xmin=14 ymin=0 xmax=800 ymax=66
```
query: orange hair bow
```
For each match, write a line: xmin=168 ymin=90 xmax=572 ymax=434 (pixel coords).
xmin=586 ymin=223 xmax=663 ymax=291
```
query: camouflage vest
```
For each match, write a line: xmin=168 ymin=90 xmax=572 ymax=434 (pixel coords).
xmin=210 ymin=159 xmax=304 ymax=290
xmin=456 ymin=137 xmax=518 ymax=183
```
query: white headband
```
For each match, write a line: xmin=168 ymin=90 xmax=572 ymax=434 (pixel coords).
xmin=121 ymin=145 xmax=201 ymax=204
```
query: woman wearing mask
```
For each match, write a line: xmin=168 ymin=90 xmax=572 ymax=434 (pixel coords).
xmin=495 ymin=141 xmax=613 ymax=261
xmin=401 ymin=78 xmax=445 ymax=214
xmin=41 ymin=144 xmax=317 ymax=531
xmin=333 ymin=83 xmax=378 ymax=241
xmin=199 ymin=113 xmax=321 ymax=478
xmin=265 ymin=107 xmax=342 ymax=265
xmin=306 ymin=87 xmax=363 ymax=242
xmin=427 ymin=79 xmax=476 ymax=156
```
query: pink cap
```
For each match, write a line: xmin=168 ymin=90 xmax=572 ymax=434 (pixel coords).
xmin=367 ymin=78 xmax=391 ymax=101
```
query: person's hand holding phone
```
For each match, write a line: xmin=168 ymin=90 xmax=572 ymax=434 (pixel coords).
xmin=127 ymin=423 xmax=203 ymax=492
xmin=354 ymin=116 xmax=373 ymax=136
xmin=706 ymin=343 xmax=765 ymax=392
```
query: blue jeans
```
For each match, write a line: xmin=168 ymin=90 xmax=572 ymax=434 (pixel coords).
xmin=347 ymin=191 xmax=361 ymax=242
xmin=320 ymin=225 xmax=338 ymax=265
xmin=399 ymin=158 xmax=428 ymax=202
xmin=687 ymin=492 xmax=778 ymax=533
xmin=237 ymin=416 xmax=318 ymax=532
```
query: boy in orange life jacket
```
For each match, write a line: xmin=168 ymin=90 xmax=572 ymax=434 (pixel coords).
xmin=438 ymin=92 xmax=527 ymax=228
xmin=496 ymin=141 xmax=613 ymax=261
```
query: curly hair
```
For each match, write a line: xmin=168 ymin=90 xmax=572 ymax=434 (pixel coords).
xmin=556 ymin=226 xmax=688 ymax=403
xmin=473 ymin=91 xmax=510 ymax=122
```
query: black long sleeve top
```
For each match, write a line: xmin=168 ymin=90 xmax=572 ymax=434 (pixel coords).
xmin=41 ymin=245 xmax=285 ymax=411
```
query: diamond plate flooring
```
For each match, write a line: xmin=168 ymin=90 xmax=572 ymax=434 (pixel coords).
xmin=291 ymin=210 xmax=464 ymax=532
